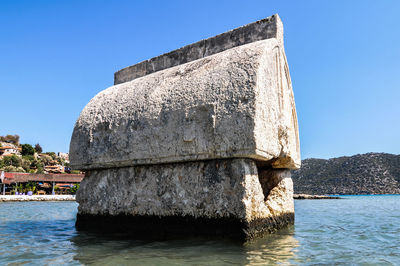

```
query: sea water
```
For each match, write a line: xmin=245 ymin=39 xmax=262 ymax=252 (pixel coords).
xmin=0 ymin=195 xmax=398 ymax=265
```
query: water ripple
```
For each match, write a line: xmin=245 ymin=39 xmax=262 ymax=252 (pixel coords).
xmin=0 ymin=196 xmax=399 ymax=265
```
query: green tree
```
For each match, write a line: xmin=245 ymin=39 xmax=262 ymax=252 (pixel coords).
xmin=39 ymin=154 xmax=52 ymax=165
xmin=36 ymin=166 xmax=44 ymax=174
xmin=34 ymin=143 xmax=42 ymax=154
xmin=21 ymin=144 xmax=35 ymax=156
xmin=57 ymin=157 xmax=65 ymax=165
xmin=30 ymin=159 xmax=43 ymax=169
xmin=21 ymin=158 xmax=31 ymax=172
xmin=70 ymin=183 xmax=80 ymax=194
xmin=4 ymin=165 xmax=17 ymax=172
xmin=15 ymin=166 xmax=25 ymax=172
xmin=2 ymin=155 xmax=21 ymax=167
xmin=46 ymin=152 xmax=56 ymax=160
xmin=25 ymin=182 xmax=37 ymax=193
xmin=4 ymin=165 xmax=25 ymax=172
xmin=0 ymin=134 xmax=20 ymax=145
xmin=22 ymin=155 xmax=35 ymax=161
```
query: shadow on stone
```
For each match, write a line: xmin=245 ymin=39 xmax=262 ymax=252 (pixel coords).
xmin=75 ymin=212 xmax=294 ymax=242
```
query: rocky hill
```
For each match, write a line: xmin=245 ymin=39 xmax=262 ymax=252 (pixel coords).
xmin=291 ymin=153 xmax=400 ymax=195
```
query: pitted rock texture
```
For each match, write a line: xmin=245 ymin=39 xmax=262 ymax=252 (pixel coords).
xmin=76 ymin=159 xmax=294 ymax=220
xmin=70 ymin=39 xmax=299 ymax=170
xmin=76 ymin=159 xmax=294 ymax=239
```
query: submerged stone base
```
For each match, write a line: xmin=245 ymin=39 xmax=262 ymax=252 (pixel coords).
xmin=76 ymin=213 xmax=294 ymax=241
xmin=76 ymin=158 xmax=294 ymax=241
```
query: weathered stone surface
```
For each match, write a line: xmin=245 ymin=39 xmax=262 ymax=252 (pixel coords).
xmin=76 ymin=159 xmax=294 ymax=240
xmin=69 ymin=15 xmax=300 ymax=171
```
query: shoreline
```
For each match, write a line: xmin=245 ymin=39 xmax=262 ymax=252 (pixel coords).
xmin=293 ymin=194 xmax=342 ymax=200
xmin=1 ymin=194 xmax=395 ymax=202
xmin=0 ymin=195 xmax=76 ymax=202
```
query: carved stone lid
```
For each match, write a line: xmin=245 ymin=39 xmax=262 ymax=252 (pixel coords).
xmin=114 ymin=14 xmax=283 ymax=85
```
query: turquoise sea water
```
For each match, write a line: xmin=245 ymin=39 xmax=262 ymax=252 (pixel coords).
xmin=0 ymin=195 xmax=399 ymax=265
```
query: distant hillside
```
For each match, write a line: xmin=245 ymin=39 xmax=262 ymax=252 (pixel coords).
xmin=291 ymin=153 xmax=400 ymax=195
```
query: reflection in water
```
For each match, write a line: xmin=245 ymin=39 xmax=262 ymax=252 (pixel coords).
xmin=71 ymin=234 xmax=244 ymax=265
xmin=244 ymin=227 xmax=298 ymax=265
xmin=70 ymin=227 xmax=298 ymax=265
xmin=1 ymin=196 xmax=399 ymax=265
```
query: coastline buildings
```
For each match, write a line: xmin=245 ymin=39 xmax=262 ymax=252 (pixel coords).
xmin=0 ymin=138 xmax=81 ymax=195
xmin=57 ymin=152 xmax=69 ymax=163
xmin=44 ymin=165 xmax=64 ymax=173
xmin=0 ymin=143 xmax=72 ymax=174
xmin=0 ymin=171 xmax=84 ymax=195
xmin=0 ymin=146 xmax=21 ymax=157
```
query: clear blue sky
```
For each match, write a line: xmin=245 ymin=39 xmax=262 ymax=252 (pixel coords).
xmin=1 ymin=0 xmax=399 ymax=159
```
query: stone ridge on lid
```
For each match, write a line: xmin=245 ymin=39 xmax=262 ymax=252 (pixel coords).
xmin=114 ymin=14 xmax=282 ymax=85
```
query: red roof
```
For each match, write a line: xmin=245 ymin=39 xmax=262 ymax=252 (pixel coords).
xmin=0 ymin=146 xmax=16 ymax=150
xmin=2 ymin=172 xmax=84 ymax=184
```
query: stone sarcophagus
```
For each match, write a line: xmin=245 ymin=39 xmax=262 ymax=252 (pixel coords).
xmin=70 ymin=14 xmax=300 ymax=241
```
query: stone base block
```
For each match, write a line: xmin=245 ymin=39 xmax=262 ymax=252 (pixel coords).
xmin=75 ymin=213 xmax=294 ymax=241
xmin=76 ymin=159 xmax=294 ymax=241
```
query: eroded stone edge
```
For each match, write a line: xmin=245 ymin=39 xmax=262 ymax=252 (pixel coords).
xmin=114 ymin=14 xmax=283 ymax=84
